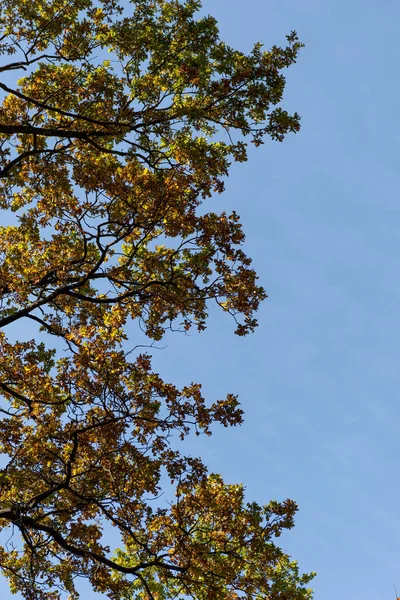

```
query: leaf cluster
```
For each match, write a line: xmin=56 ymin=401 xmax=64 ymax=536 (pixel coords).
xmin=0 ymin=1 xmax=312 ymax=598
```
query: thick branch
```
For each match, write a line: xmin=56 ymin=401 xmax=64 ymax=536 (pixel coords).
xmin=0 ymin=509 xmax=186 ymax=576
xmin=0 ymin=81 xmax=134 ymax=129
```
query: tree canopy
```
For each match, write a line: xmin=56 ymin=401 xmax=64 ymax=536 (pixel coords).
xmin=0 ymin=0 xmax=314 ymax=598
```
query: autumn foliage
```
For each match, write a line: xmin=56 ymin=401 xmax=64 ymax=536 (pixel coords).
xmin=0 ymin=0 xmax=314 ymax=598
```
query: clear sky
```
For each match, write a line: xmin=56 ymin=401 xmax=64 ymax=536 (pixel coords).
xmin=3 ymin=1 xmax=400 ymax=599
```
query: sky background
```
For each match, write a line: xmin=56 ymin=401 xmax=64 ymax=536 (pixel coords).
xmin=2 ymin=0 xmax=400 ymax=598
xmin=148 ymin=1 xmax=400 ymax=599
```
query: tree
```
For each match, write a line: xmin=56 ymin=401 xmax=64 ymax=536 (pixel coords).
xmin=0 ymin=0 xmax=313 ymax=598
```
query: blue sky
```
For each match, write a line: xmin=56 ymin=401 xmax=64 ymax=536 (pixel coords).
xmin=149 ymin=0 xmax=400 ymax=598
xmin=3 ymin=0 xmax=400 ymax=598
